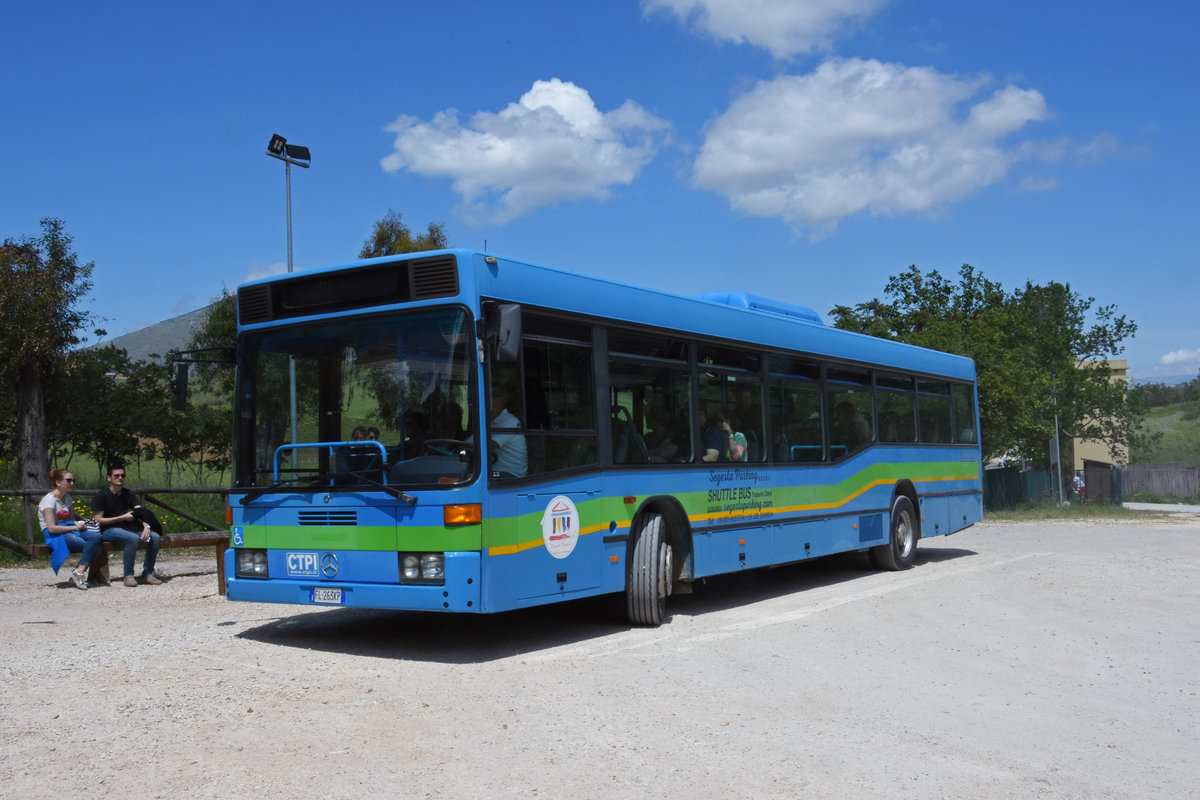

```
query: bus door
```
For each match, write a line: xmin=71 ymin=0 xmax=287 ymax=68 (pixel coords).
xmin=516 ymin=487 xmax=602 ymax=600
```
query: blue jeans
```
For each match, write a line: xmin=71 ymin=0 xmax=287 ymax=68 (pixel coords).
xmin=44 ymin=528 xmax=104 ymax=566
xmin=101 ymin=527 xmax=161 ymax=576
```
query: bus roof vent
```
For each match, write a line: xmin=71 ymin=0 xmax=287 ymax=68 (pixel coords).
xmin=236 ymin=254 xmax=461 ymax=326
xmin=238 ymin=285 xmax=273 ymax=326
xmin=694 ymin=292 xmax=823 ymax=325
xmin=409 ymin=255 xmax=460 ymax=300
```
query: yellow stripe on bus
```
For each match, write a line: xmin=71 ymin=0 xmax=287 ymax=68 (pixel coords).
xmin=485 ymin=472 xmax=970 ymax=557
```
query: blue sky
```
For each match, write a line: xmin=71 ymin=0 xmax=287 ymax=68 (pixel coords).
xmin=3 ymin=0 xmax=1197 ymax=382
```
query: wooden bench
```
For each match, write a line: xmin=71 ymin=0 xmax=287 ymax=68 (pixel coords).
xmin=31 ymin=531 xmax=230 ymax=595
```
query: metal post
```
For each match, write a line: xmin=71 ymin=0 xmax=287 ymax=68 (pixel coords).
xmin=1054 ymin=409 xmax=1064 ymax=505
xmin=265 ymin=135 xmax=310 ymax=478
xmin=285 ymin=160 xmax=299 ymax=472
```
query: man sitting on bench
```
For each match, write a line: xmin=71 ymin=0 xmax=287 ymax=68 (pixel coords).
xmin=92 ymin=464 xmax=163 ymax=587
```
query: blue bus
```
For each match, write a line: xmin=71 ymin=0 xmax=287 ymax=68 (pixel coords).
xmin=225 ymin=249 xmax=982 ymax=625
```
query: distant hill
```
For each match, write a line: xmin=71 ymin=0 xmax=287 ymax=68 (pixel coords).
xmin=1133 ymin=373 xmax=1197 ymax=387
xmin=88 ymin=304 xmax=214 ymax=364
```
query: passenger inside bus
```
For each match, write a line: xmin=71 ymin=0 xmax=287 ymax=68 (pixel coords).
xmin=700 ymin=407 xmax=741 ymax=463
xmin=401 ymin=411 xmax=431 ymax=458
xmin=732 ymin=387 xmax=760 ymax=460
xmin=644 ymin=405 xmax=681 ymax=462
xmin=831 ymin=401 xmax=870 ymax=454
xmin=488 ymin=385 xmax=528 ymax=478
xmin=434 ymin=401 xmax=467 ymax=441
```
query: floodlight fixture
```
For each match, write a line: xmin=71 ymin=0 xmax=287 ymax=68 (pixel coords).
xmin=265 ymin=133 xmax=311 ymax=168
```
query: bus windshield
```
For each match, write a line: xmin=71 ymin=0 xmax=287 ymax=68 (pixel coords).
xmin=233 ymin=307 xmax=477 ymax=491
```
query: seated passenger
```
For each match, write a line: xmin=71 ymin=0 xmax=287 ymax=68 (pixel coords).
xmin=832 ymin=401 xmax=869 ymax=453
xmin=401 ymin=411 xmax=431 ymax=457
xmin=645 ymin=406 xmax=680 ymax=462
xmin=700 ymin=407 xmax=742 ymax=463
xmin=434 ymin=401 xmax=468 ymax=441
xmin=488 ymin=388 xmax=527 ymax=477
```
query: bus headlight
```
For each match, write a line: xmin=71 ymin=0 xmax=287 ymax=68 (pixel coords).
xmin=236 ymin=549 xmax=269 ymax=579
xmin=398 ymin=552 xmax=444 ymax=584
xmin=420 ymin=553 xmax=444 ymax=580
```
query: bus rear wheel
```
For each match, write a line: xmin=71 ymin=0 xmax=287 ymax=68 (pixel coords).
xmin=872 ymin=495 xmax=918 ymax=571
xmin=627 ymin=513 xmax=672 ymax=626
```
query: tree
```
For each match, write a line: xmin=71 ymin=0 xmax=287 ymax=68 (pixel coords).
xmin=359 ymin=210 xmax=448 ymax=259
xmin=47 ymin=346 xmax=143 ymax=471
xmin=0 ymin=219 xmax=95 ymax=490
xmin=829 ymin=264 xmax=1142 ymax=467
xmin=186 ymin=290 xmax=238 ymax=398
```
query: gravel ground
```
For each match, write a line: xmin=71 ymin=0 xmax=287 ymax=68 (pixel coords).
xmin=2 ymin=516 xmax=1198 ymax=799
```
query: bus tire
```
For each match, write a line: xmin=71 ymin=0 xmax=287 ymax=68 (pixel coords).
xmin=627 ymin=513 xmax=672 ymax=626
xmin=872 ymin=495 xmax=918 ymax=571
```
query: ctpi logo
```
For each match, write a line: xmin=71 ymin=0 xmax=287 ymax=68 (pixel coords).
xmin=285 ymin=552 xmax=320 ymax=578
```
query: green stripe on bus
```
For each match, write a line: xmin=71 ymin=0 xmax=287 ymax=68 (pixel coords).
xmin=239 ymin=461 xmax=978 ymax=553
xmin=241 ymin=525 xmax=482 ymax=551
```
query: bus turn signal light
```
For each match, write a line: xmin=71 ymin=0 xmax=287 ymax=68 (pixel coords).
xmin=444 ymin=504 xmax=482 ymax=525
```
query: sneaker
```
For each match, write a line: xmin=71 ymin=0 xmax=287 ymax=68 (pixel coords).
xmin=142 ymin=572 xmax=163 ymax=586
xmin=69 ymin=570 xmax=88 ymax=590
xmin=123 ymin=575 xmax=138 ymax=587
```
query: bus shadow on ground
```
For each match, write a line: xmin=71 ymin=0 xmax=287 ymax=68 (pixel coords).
xmin=234 ymin=546 xmax=976 ymax=664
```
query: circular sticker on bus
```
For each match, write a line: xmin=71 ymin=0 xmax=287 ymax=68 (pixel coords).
xmin=541 ymin=495 xmax=579 ymax=559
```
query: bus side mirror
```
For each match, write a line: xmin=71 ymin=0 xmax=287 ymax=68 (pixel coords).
xmin=495 ymin=303 xmax=522 ymax=362
xmin=172 ymin=362 xmax=189 ymax=412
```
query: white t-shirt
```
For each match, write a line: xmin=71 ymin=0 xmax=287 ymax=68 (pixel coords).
xmin=490 ymin=408 xmax=528 ymax=477
xmin=38 ymin=492 xmax=72 ymax=532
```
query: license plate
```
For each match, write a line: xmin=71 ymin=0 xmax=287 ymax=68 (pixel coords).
xmin=310 ymin=587 xmax=344 ymax=605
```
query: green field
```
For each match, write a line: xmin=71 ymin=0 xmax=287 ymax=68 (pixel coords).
xmin=1131 ymin=402 xmax=1200 ymax=466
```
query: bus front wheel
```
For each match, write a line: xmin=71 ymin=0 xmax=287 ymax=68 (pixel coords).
xmin=872 ymin=495 xmax=918 ymax=571
xmin=627 ymin=513 xmax=673 ymax=626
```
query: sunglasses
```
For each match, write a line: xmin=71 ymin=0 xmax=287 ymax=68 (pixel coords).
xmin=61 ymin=478 xmax=75 ymax=483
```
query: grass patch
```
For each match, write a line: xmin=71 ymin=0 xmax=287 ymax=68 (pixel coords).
xmin=1132 ymin=403 xmax=1200 ymax=466
xmin=985 ymin=501 xmax=1147 ymax=522
xmin=1124 ymin=491 xmax=1199 ymax=505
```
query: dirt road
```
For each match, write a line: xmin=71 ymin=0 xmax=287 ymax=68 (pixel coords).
xmin=2 ymin=517 xmax=1197 ymax=799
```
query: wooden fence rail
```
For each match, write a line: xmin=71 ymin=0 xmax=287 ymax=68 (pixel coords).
xmin=0 ymin=487 xmax=229 ymax=594
xmin=1122 ymin=465 xmax=1199 ymax=500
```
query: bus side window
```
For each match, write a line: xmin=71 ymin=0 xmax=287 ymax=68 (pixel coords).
xmin=608 ymin=331 xmax=692 ymax=466
xmin=520 ymin=328 xmax=597 ymax=475
xmin=952 ymin=383 xmax=978 ymax=444
xmin=771 ymin=380 xmax=824 ymax=462
xmin=828 ymin=389 xmax=873 ymax=457
xmin=918 ymin=381 xmax=952 ymax=444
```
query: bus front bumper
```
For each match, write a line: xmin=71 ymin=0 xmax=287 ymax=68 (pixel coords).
xmin=223 ymin=549 xmax=482 ymax=612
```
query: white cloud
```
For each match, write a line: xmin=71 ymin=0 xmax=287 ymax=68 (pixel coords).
xmin=243 ymin=261 xmax=287 ymax=282
xmin=1019 ymin=176 xmax=1059 ymax=192
xmin=643 ymin=0 xmax=889 ymax=58
xmin=692 ymin=58 xmax=1052 ymax=238
xmin=381 ymin=79 xmax=670 ymax=225
xmin=1159 ymin=348 xmax=1200 ymax=366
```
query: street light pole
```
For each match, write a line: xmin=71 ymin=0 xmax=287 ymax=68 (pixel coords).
xmin=265 ymin=135 xmax=311 ymax=472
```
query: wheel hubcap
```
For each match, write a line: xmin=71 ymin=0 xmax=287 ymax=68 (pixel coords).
xmin=897 ymin=511 xmax=914 ymax=557
xmin=659 ymin=544 xmax=673 ymax=599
